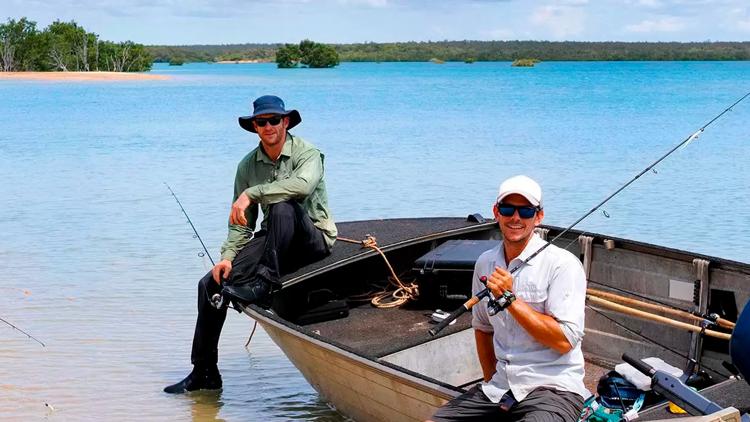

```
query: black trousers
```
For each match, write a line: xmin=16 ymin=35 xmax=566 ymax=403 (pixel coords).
xmin=191 ymin=200 xmax=330 ymax=367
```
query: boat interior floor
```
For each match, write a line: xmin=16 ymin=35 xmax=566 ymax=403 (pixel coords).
xmin=303 ymin=302 xmax=473 ymax=360
xmin=300 ymin=297 xmax=612 ymax=394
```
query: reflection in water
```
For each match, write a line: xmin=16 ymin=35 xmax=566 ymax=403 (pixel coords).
xmin=189 ymin=390 xmax=225 ymax=422
xmin=270 ymin=395 xmax=353 ymax=421
xmin=159 ymin=332 xmax=348 ymax=421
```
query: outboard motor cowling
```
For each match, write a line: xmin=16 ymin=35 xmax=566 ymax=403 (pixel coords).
xmin=730 ymin=300 xmax=750 ymax=385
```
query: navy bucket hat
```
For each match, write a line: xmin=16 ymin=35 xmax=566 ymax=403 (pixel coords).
xmin=238 ymin=95 xmax=302 ymax=133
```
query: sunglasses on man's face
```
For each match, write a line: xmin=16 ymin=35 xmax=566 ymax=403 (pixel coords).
xmin=254 ymin=116 xmax=283 ymax=127
xmin=497 ymin=203 xmax=539 ymax=219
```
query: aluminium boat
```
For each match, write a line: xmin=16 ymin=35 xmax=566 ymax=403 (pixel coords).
xmin=242 ymin=216 xmax=750 ymax=422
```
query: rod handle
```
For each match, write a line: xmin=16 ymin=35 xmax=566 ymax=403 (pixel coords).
xmin=622 ymin=353 xmax=654 ymax=376
xmin=429 ymin=289 xmax=487 ymax=336
xmin=429 ymin=305 xmax=468 ymax=336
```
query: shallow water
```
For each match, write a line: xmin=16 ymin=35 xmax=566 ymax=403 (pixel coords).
xmin=1 ymin=61 xmax=749 ymax=421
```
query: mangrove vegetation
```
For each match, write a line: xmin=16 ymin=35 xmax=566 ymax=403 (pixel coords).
xmin=511 ymin=58 xmax=540 ymax=67
xmin=146 ymin=40 xmax=750 ymax=64
xmin=276 ymin=40 xmax=339 ymax=68
xmin=0 ymin=17 xmax=152 ymax=72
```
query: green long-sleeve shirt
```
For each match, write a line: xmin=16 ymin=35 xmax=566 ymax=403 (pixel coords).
xmin=219 ymin=133 xmax=337 ymax=262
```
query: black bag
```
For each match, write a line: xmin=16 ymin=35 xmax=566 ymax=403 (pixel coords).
xmin=413 ymin=239 xmax=499 ymax=306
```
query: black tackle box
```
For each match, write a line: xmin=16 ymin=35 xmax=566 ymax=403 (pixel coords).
xmin=413 ymin=239 xmax=499 ymax=306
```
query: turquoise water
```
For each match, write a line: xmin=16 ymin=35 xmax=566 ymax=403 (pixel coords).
xmin=1 ymin=61 xmax=749 ymax=420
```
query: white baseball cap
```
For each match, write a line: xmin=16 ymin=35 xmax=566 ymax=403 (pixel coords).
xmin=496 ymin=175 xmax=543 ymax=208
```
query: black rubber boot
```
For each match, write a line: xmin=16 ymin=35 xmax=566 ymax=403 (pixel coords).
xmin=222 ymin=279 xmax=271 ymax=306
xmin=163 ymin=366 xmax=222 ymax=394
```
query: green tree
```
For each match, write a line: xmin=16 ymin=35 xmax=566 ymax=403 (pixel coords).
xmin=98 ymin=40 xmax=153 ymax=72
xmin=40 ymin=20 xmax=103 ymax=71
xmin=276 ymin=43 xmax=301 ymax=68
xmin=276 ymin=40 xmax=339 ymax=68
xmin=0 ymin=16 xmax=153 ymax=72
xmin=0 ymin=17 xmax=40 ymax=71
xmin=303 ymin=42 xmax=339 ymax=68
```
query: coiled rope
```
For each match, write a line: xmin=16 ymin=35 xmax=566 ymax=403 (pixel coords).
xmin=337 ymin=235 xmax=419 ymax=308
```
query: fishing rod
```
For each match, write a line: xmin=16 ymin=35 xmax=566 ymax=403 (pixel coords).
xmin=588 ymin=282 xmax=735 ymax=329
xmin=165 ymin=183 xmax=229 ymax=309
xmin=164 ymin=183 xmax=259 ymax=347
xmin=1 ymin=315 xmax=45 ymax=347
xmin=164 ymin=182 xmax=215 ymax=266
xmin=429 ymin=91 xmax=750 ymax=336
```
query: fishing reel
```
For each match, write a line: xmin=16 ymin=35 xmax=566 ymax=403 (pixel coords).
xmin=487 ymin=290 xmax=516 ymax=316
xmin=479 ymin=276 xmax=517 ymax=316
xmin=210 ymin=293 xmax=224 ymax=309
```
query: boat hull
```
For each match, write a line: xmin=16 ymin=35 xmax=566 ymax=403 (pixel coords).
xmin=247 ymin=307 xmax=457 ymax=422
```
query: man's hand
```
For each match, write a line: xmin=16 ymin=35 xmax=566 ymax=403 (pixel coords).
xmin=212 ymin=259 xmax=232 ymax=284
xmin=486 ymin=266 xmax=513 ymax=297
xmin=229 ymin=193 xmax=251 ymax=226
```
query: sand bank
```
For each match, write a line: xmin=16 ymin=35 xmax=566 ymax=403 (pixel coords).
xmin=0 ymin=71 xmax=170 ymax=81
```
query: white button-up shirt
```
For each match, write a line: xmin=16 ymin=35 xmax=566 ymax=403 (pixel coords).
xmin=472 ymin=234 xmax=590 ymax=402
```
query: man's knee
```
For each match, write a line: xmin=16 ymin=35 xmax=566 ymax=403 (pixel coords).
xmin=514 ymin=389 xmax=583 ymax=422
xmin=517 ymin=411 xmax=569 ymax=422
xmin=198 ymin=272 xmax=215 ymax=293
xmin=267 ymin=201 xmax=297 ymax=221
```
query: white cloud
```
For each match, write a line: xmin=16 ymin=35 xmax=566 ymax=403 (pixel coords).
xmin=625 ymin=16 xmax=686 ymax=32
xmin=530 ymin=5 xmax=586 ymax=39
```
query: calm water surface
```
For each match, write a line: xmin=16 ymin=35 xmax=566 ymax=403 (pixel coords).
xmin=1 ymin=62 xmax=749 ymax=421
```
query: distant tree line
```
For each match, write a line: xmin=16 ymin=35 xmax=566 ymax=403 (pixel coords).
xmin=335 ymin=40 xmax=750 ymax=62
xmin=0 ymin=17 xmax=152 ymax=72
xmin=145 ymin=40 xmax=750 ymax=64
xmin=147 ymin=43 xmax=278 ymax=63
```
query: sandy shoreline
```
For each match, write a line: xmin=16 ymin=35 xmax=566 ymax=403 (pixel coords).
xmin=0 ymin=71 xmax=170 ymax=81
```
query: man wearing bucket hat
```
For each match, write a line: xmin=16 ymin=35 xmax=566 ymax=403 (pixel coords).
xmin=429 ymin=175 xmax=588 ymax=421
xmin=164 ymin=95 xmax=337 ymax=394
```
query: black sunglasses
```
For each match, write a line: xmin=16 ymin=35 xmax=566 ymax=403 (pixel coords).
xmin=497 ymin=203 xmax=539 ymax=219
xmin=254 ymin=116 xmax=283 ymax=127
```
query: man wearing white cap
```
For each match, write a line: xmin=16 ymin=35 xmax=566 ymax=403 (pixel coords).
xmin=429 ymin=175 xmax=588 ymax=422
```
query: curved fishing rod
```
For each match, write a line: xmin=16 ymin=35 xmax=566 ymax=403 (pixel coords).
xmin=165 ymin=183 xmax=241 ymax=311
xmin=164 ymin=182 xmax=215 ymax=266
xmin=1 ymin=315 xmax=45 ymax=347
xmin=429 ymin=91 xmax=750 ymax=337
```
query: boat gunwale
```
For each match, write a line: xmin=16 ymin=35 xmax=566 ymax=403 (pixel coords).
xmin=282 ymin=217 xmax=749 ymax=291
xmin=555 ymin=226 xmax=750 ymax=274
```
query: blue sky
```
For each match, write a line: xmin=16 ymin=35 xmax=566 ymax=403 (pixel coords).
xmin=4 ymin=0 xmax=750 ymax=45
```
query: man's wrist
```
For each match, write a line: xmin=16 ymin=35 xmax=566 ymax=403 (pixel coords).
xmin=502 ymin=290 xmax=516 ymax=308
